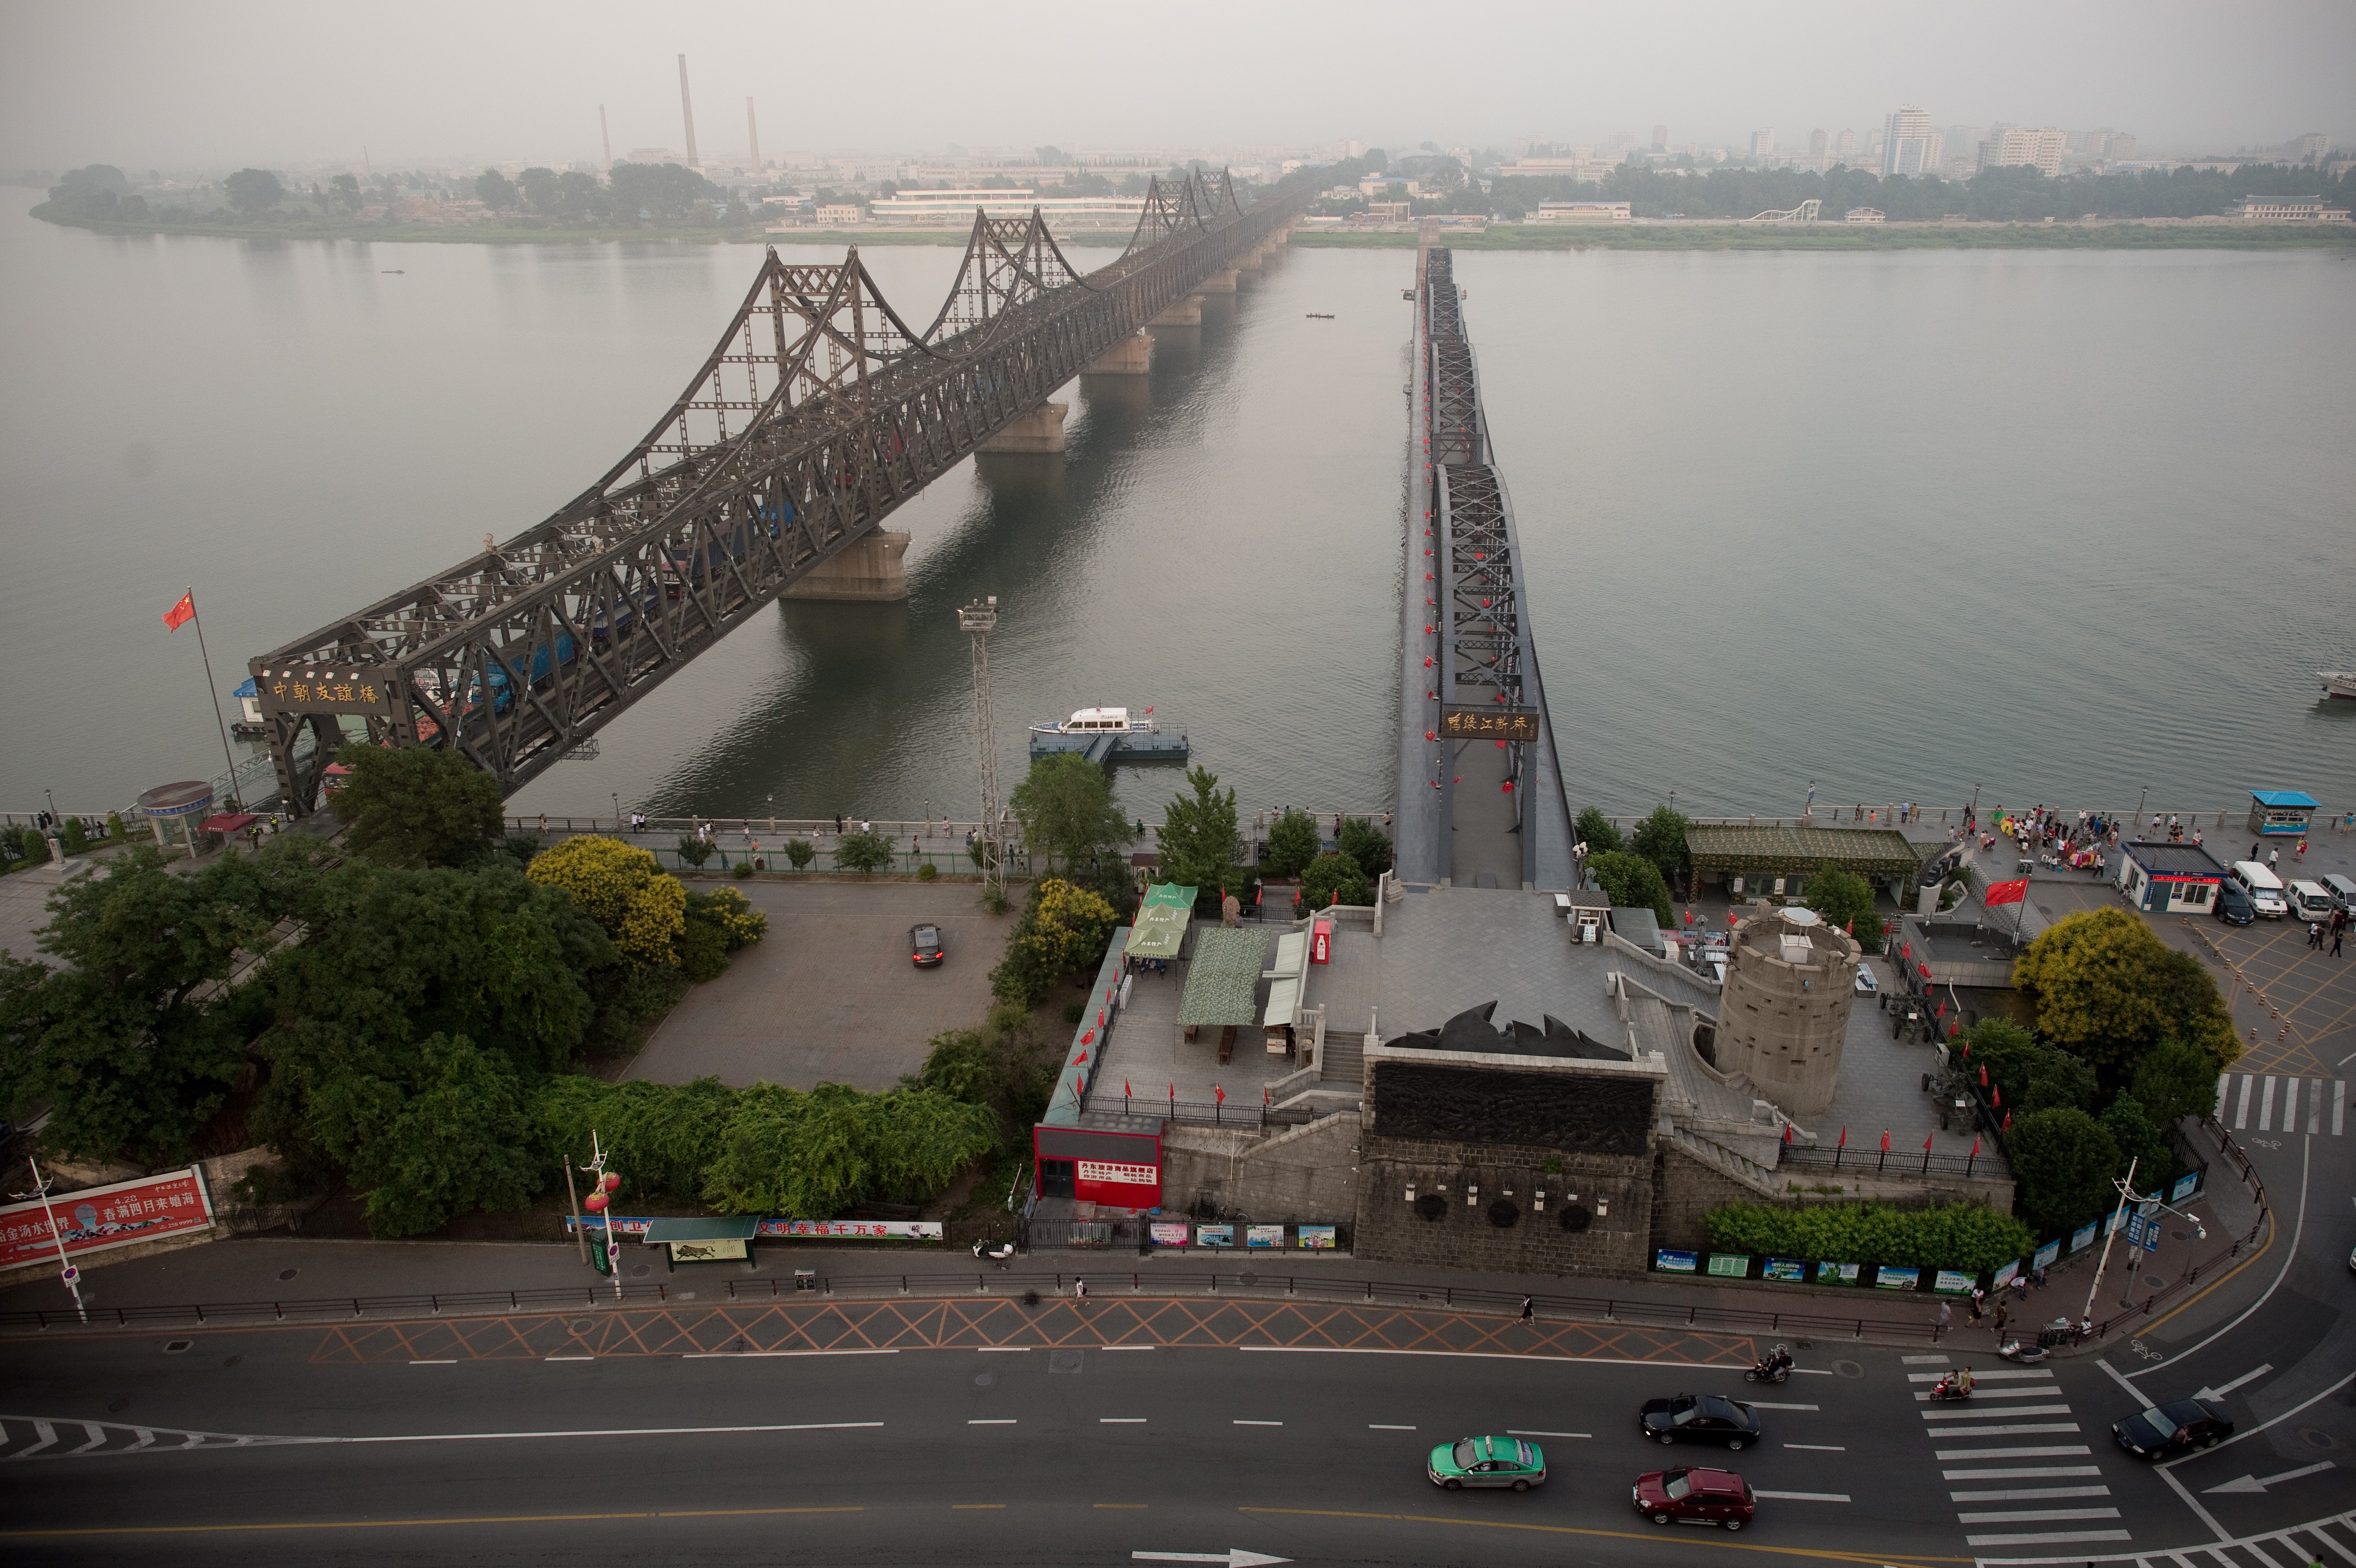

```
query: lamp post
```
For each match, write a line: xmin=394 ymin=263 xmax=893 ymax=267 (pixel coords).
xmin=580 ymin=1130 xmax=624 ymax=1299
xmin=611 ymin=792 xmax=620 ymax=832
xmin=19 ymin=1157 xmax=86 ymax=1323
xmin=2134 ymin=786 xmax=2148 ymax=837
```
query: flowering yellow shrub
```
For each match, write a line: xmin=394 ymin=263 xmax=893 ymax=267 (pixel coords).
xmin=691 ymin=886 xmax=768 ymax=949
xmin=528 ymin=835 xmax=689 ymax=967
xmin=618 ymin=873 xmax=687 ymax=968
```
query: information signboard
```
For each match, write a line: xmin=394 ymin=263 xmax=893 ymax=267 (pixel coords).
xmin=1149 ymin=1221 xmax=1191 ymax=1248
xmin=1706 ymin=1253 xmax=1748 ymax=1278
xmin=1762 ymin=1259 xmax=1805 ymax=1283
xmin=1246 ymin=1224 xmax=1285 ymax=1250
xmin=1874 ymin=1265 xmax=1920 ymax=1290
xmin=2170 ymin=1171 xmax=2200 ymax=1203
xmin=1296 ymin=1225 xmax=1337 ymax=1249
xmin=1933 ymin=1269 xmax=1976 ymax=1294
xmin=1653 ymin=1248 xmax=1699 ymax=1273
xmin=1194 ymin=1224 xmax=1235 ymax=1248
xmin=0 ymin=1166 xmax=215 ymax=1272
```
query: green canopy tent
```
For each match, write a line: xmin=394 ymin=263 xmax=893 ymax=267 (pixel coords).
xmin=1125 ymin=882 xmax=1197 ymax=962
xmin=1178 ymin=926 xmax=1268 ymax=1028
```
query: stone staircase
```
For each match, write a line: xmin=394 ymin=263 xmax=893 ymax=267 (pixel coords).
xmin=1318 ymin=1028 xmax=1366 ymax=1089
xmin=1667 ymin=1125 xmax=1784 ymax=1199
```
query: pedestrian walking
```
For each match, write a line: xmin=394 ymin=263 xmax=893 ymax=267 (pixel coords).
xmin=1967 ymin=1285 xmax=1985 ymax=1322
xmin=834 ymin=813 xmax=844 ymax=834
xmin=1993 ymin=1301 xmax=2009 ymax=1341
xmin=2296 ymin=836 xmax=2307 ymax=861
xmin=2333 ymin=926 xmax=2345 ymax=959
xmin=537 ymin=812 xmax=548 ymax=837
xmin=2269 ymin=847 xmax=2280 ymax=871
xmin=1933 ymin=1301 xmax=1952 ymax=1340
xmin=1519 ymin=1296 xmax=1535 ymax=1322
xmin=1074 ymin=1277 xmax=1087 ymax=1304
xmin=2309 ymin=922 xmax=2324 ymax=950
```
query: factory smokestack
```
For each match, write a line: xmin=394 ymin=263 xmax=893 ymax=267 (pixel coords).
xmin=677 ymin=54 xmax=700 ymax=168
xmin=746 ymin=97 xmax=761 ymax=171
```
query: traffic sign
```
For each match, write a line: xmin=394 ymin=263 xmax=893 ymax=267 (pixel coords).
xmin=60 ymin=1265 xmax=78 ymax=1284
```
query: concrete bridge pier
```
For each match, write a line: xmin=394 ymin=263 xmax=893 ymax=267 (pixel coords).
xmin=1083 ymin=332 xmax=1153 ymax=375
xmin=781 ymin=529 xmax=910 ymax=601
xmin=978 ymin=401 xmax=1067 ymax=454
xmin=1149 ymin=296 xmax=1202 ymax=327
xmin=1196 ymin=268 xmax=1239 ymax=294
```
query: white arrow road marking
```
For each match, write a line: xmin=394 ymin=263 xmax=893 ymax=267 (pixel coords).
xmin=2193 ymin=1363 xmax=2273 ymax=1401
xmin=2203 ymin=1459 xmax=2334 ymax=1494
xmin=1132 ymin=1553 xmax=1290 ymax=1566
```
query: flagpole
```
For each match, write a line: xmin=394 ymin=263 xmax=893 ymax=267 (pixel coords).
xmin=184 ymin=588 xmax=243 ymax=809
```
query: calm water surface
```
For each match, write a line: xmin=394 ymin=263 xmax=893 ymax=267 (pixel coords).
xmin=1 ymin=194 xmax=2348 ymax=825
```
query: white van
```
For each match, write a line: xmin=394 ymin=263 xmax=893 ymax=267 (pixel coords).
xmin=2322 ymin=873 xmax=2356 ymax=913
xmin=2231 ymin=861 xmax=2290 ymax=918
xmin=2287 ymin=880 xmax=2335 ymax=922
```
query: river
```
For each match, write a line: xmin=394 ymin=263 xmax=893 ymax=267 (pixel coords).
xmin=2 ymin=193 xmax=2349 ymax=828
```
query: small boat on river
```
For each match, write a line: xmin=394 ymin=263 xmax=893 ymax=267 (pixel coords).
xmin=2320 ymin=670 xmax=2356 ymax=700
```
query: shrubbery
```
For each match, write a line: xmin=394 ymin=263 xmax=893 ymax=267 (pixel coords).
xmin=1705 ymin=1201 xmax=2038 ymax=1273
xmin=989 ymin=878 xmax=1119 ymax=1007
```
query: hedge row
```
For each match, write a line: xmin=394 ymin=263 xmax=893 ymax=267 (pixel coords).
xmin=1705 ymin=1201 xmax=2039 ymax=1273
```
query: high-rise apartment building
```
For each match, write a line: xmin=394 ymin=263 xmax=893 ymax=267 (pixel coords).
xmin=1979 ymin=125 xmax=2066 ymax=177
xmin=1749 ymin=128 xmax=1775 ymax=160
xmin=1653 ymin=124 xmax=1668 ymax=150
xmin=2106 ymin=133 xmax=2137 ymax=161
xmin=1808 ymin=128 xmax=1828 ymax=167
xmin=2292 ymin=132 xmax=2332 ymax=162
xmin=1880 ymin=104 xmax=1943 ymax=178
xmin=1835 ymin=128 xmax=1857 ymax=157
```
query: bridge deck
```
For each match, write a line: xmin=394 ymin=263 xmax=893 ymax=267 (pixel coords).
xmin=1393 ymin=237 xmax=1575 ymax=889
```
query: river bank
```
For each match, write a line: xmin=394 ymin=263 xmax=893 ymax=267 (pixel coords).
xmin=1298 ymin=221 xmax=2356 ymax=251
xmin=23 ymin=206 xmax=1132 ymax=249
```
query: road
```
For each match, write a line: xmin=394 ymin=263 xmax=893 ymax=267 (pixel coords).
xmin=0 ymin=1285 xmax=2318 ymax=1568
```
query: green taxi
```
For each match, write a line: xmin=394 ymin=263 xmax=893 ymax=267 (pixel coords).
xmin=1427 ymin=1434 xmax=1547 ymax=1491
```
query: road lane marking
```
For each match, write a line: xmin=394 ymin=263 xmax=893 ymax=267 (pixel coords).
xmin=1963 ymin=1529 xmax=2129 ymax=1547
xmin=1783 ymin=1444 xmax=1845 ymax=1451
xmin=2259 ymin=1074 xmax=2276 ymax=1130
xmin=685 ymin=1349 xmax=898 ymax=1359
xmin=1506 ymin=1430 xmax=1589 ymax=1438
xmin=344 ymin=1422 xmax=885 ymax=1444
xmin=0 ymin=1505 xmax=868 ymax=1540
xmin=1902 ymin=1354 xmax=1952 ymax=1364
xmin=1368 ymin=1424 xmax=1417 ymax=1430
xmin=1742 ymin=1402 xmax=1819 ymax=1410
xmin=1920 ymin=1405 xmax=2073 ymax=1420
xmin=543 ymin=1356 xmax=593 ymax=1362
xmin=1233 ymin=1420 xmax=1283 ymax=1426
xmin=1948 ymin=1486 xmax=2112 ymax=1501
xmin=1932 ymin=1444 xmax=2089 ymax=1460
xmin=2137 ymin=1134 xmax=2305 ymax=1368
xmin=1942 ymin=1465 xmax=2101 ymax=1479
xmin=977 ymin=1347 xmax=1033 ymax=1352
xmin=1094 ymin=1503 xmax=1147 ymax=1509
xmin=1234 ymin=1347 xmax=1748 ymax=1371
xmin=1101 ymin=1345 xmax=1156 ymax=1350
xmin=967 ymin=1420 xmax=1015 ymax=1425
xmin=1101 ymin=1418 xmax=1147 ymax=1424
xmin=1906 ymin=1370 xmax=2051 ymax=1382
xmin=2336 ymin=1077 xmax=2346 ymax=1136
xmin=1919 ymin=1422 xmax=2080 ymax=1437
xmin=1235 ymin=1506 xmax=1967 ymax=1565
xmin=950 ymin=1503 xmax=1003 ymax=1509
xmin=408 ymin=1361 xmax=456 ymax=1366
xmin=2235 ymin=1073 xmax=2253 ymax=1127
xmin=1956 ymin=1506 xmax=2121 ymax=1523
xmin=1912 ymin=1388 xmax=2062 ymax=1402
xmin=1752 ymin=1491 xmax=1849 ymax=1503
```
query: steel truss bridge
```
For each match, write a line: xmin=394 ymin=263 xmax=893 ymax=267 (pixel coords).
xmin=1395 ymin=243 xmax=1576 ymax=889
xmin=251 ymin=171 xmax=1304 ymax=815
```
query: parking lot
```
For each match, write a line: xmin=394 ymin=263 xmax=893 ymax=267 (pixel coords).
xmin=2203 ymin=915 xmax=2353 ymax=1079
xmin=624 ymin=879 xmax=1009 ymax=1091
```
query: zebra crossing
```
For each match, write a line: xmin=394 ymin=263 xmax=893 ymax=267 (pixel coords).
xmin=1904 ymin=1360 xmax=2131 ymax=1549
xmin=0 ymin=1413 xmax=321 ymax=1459
xmin=2214 ymin=1073 xmax=2346 ymax=1134
xmin=1974 ymin=1508 xmax=2356 ymax=1568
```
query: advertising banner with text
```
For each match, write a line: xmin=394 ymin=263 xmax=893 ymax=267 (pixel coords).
xmin=0 ymin=1166 xmax=215 ymax=1272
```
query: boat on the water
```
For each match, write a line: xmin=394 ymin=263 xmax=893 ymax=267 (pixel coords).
xmin=2321 ymin=670 xmax=2356 ymax=700
xmin=1027 ymin=707 xmax=1188 ymax=763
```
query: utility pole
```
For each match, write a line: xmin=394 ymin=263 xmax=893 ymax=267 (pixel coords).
xmin=960 ymin=597 xmax=1004 ymax=902
xmin=2083 ymin=1156 xmax=2138 ymax=1322
xmin=599 ymin=104 xmax=613 ymax=171
xmin=21 ymin=1158 xmax=87 ymax=1323
xmin=745 ymin=97 xmax=761 ymax=171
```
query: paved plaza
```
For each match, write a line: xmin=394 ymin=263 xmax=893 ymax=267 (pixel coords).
xmin=625 ymin=879 xmax=1008 ymax=1091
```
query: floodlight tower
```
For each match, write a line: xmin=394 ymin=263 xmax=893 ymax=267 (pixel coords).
xmin=959 ymin=596 xmax=1005 ymax=899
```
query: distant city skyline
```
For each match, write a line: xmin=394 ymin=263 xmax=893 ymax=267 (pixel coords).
xmin=2 ymin=0 xmax=2350 ymax=173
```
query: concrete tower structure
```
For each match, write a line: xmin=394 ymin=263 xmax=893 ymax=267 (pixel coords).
xmin=746 ymin=97 xmax=761 ymax=171
xmin=1716 ymin=904 xmax=1859 ymax=1117
xmin=677 ymin=54 xmax=701 ymax=168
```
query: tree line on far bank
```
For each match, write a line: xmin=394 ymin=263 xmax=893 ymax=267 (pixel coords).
xmin=35 ymin=160 xmax=731 ymax=230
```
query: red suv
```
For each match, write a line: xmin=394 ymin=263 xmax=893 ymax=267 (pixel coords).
xmin=1633 ymin=1466 xmax=1755 ymax=1531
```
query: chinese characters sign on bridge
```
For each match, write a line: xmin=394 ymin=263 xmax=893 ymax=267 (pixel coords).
xmin=0 ymin=1167 xmax=216 ymax=1271
xmin=1440 ymin=706 xmax=1538 ymax=741
xmin=253 ymin=667 xmax=394 ymax=713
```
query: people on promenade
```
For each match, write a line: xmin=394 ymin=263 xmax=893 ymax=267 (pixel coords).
xmin=1933 ymin=1301 xmax=1952 ymax=1340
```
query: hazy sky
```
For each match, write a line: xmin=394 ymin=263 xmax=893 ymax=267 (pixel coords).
xmin=4 ymin=0 xmax=2349 ymax=172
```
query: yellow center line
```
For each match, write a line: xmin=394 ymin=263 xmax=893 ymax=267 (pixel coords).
xmin=1238 ymin=1506 xmax=1967 ymax=1565
xmin=0 ymin=1506 xmax=864 ymax=1540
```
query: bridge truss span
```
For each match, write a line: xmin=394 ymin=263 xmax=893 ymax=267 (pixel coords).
xmin=252 ymin=170 xmax=1302 ymax=813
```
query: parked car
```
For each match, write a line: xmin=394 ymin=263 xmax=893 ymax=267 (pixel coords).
xmin=909 ymin=923 xmax=945 ymax=967
xmin=1640 ymin=1394 xmax=1762 ymax=1450
xmin=1427 ymin=1435 xmax=1546 ymax=1491
xmin=2213 ymin=882 xmax=2257 ymax=926
xmin=2287 ymin=880 xmax=2335 ymax=922
xmin=2112 ymin=1398 xmax=2233 ymax=1458
xmin=1632 ymin=1466 xmax=1755 ymax=1530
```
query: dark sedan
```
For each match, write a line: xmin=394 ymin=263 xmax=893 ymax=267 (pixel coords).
xmin=1640 ymin=1394 xmax=1762 ymax=1451
xmin=909 ymin=923 xmax=945 ymax=967
xmin=2214 ymin=882 xmax=2257 ymax=926
xmin=2113 ymin=1398 xmax=2232 ymax=1458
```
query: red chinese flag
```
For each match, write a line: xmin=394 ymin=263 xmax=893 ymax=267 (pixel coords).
xmin=162 ymin=591 xmax=196 ymax=632
xmin=1978 ymin=1065 xmax=1988 ymax=1086
xmin=1923 ymin=1132 xmax=1935 ymax=1151
xmin=1970 ymin=1134 xmax=1982 ymax=1157
xmin=1214 ymin=1084 xmax=1225 ymax=1104
xmin=1781 ymin=1122 xmax=1793 ymax=1145
xmin=1992 ymin=1083 xmax=2001 ymax=1107
xmin=1837 ymin=1126 xmax=1847 ymax=1148
xmin=1880 ymin=1129 xmax=1891 ymax=1153
xmin=1124 ymin=1079 xmax=1132 ymax=1098
xmin=2001 ymin=1110 xmax=2012 ymax=1131
xmin=1983 ymin=878 xmax=2030 ymax=907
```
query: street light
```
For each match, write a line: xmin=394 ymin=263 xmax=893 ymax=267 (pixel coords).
xmin=2082 ymin=1161 xmax=2208 ymax=1318
xmin=579 ymin=1130 xmax=624 ymax=1300
xmin=2134 ymin=786 xmax=2148 ymax=836
xmin=17 ymin=1157 xmax=86 ymax=1323
xmin=611 ymin=792 xmax=620 ymax=832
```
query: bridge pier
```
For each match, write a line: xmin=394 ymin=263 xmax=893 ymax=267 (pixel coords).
xmin=1196 ymin=268 xmax=1239 ymax=294
xmin=1083 ymin=332 xmax=1153 ymax=375
xmin=979 ymin=401 xmax=1068 ymax=455
xmin=780 ymin=529 xmax=910 ymax=601
xmin=1149 ymin=296 xmax=1202 ymax=327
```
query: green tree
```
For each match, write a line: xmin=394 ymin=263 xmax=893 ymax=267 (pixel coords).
xmin=1336 ymin=817 xmax=1392 ymax=880
xmin=675 ymin=834 xmax=715 ymax=869
xmin=782 ymin=838 xmax=816 ymax=871
xmin=1958 ymin=1019 xmax=2096 ymax=1115
xmin=2129 ymin=1036 xmax=2220 ymax=1125
xmin=1264 ymin=810 xmax=1321 ymax=878
xmin=223 ymin=167 xmax=284 ymax=216
xmin=2007 ymin=1107 xmax=2120 ymax=1235
xmin=333 ymin=743 xmax=505 ymax=869
xmin=0 ymin=838 xmax=326 ymax=1163
xmin=606 ymin=160 xmax=722 ymax=223
xmin=1009 ymin=753 xmax=1132 ymax=876
xmin=1631 ymin=804 xmax=1691 ymax=890
xmin=1588 ymin=849 xmax=1672 ymax=926
xmin=1298 ymin=851 xmax=1371 ymax=913
xmin=1156 ymin=765 xmax=1240 ymax=890
xmin=1803 ymin=861 xmax=1883 ymax=946
xmin=2099 ymin=1093 xmax=2172 ymax=1192
xmin=329 ymin=172 xmax=362 ymax=212
xmin=515 ymin=166 xmax=560 ymax=213
xmin=832 ymin=829 xmax=895 ymax=875
xmin=2012 ymin=907 xmax=2239 ymax=1080
xmin=473 ymin=169 xmax=518 ymax=211
xmin=1574 ymin=806 xmax=1622 ymax=855
xmin=323 ymin=1033 xmax=542 ymax=1236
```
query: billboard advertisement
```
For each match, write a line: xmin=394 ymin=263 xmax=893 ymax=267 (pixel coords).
xmin=1297 ymin=1225 xmax=1337 ymax=1250
xmin=1148 ymin=1221 xmax=1191 ymax=1247
xmin=564 ymin=1217 xmax=944 ymax=1241
xmin=1195 ymin=1224 xmax=1235 ymax=1248
xmin=1245 ymin=1225 xmax=1285 ymax=1250
xmin=1653 ymin=1248 xmax=1699 ymax=1273
xmin=1762 ymin=1259 xmax=1805 ymax=1283
xmin=0 ymin=1166 xmax=215 ymax=1272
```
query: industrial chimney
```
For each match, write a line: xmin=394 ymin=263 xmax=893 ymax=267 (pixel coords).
xmin=746 ymin=97 xmax=761 ymax=171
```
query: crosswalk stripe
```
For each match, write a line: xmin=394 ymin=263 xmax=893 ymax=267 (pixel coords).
xmin=2313 ymin=1077 xmax=2327 ymax=1135
xmin=2235 ymin=1073 xmax=2254 ymax=1128
xmin=1922 ymin=1404 xmax=2075 ymax=1420
xmin=1950 ymin=1485 xmax=2112 ymax=1501
xmin=1914 ymin=1387 xmax=2065 ymax=1401
xmin=2219 ymin=1076 xmax=2347 ymax=1136
xmin=1964 ymin=1527 xmax=2130 ymax=1546
xmin=1933 ymin=1443 xmax=2090 ymax=1460
xmin=1906 ymin=1369 xmax=2053 ymax=1383
xmin=2260 ymin=1074 xmax=2276 ymax=1131
xmin=2214 ymin=1072 xmax=2229 ymax=1118
xmin=2299 ymin=1523 xmax=2356 ymax=1567
xmin=1943 ymin=1465 xmax=2103 ymax=1479
xmin=1958 ymin=1505 xmax=2122 ymax=1523
xmin=1923 ymin=1421 xmax=2081 ymax=1437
